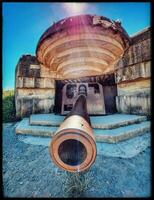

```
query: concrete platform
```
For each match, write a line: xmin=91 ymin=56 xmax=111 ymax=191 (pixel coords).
xmin=16 ymin=118 xmax=57 ymax=137
xmin=94 ymin=121 xmax=150 ymax=143
xmin=17 ymin=131 xmax=151 ymax=158
xmin=16 ymin=116 xmax=150 ymax=143
xmin=30 ymin=113 xmax=147 ymax=129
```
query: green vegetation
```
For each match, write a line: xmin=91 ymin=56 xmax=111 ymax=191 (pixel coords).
xmin=3 ymin=90 xmax=16 ymax=122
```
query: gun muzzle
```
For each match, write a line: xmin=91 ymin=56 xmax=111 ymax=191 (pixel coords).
xmin=49 ymin=94 xmax=97 ymax=173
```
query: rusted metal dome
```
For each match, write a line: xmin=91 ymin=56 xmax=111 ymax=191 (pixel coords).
xmin=36 ymin=14 xmax=130 ymax=79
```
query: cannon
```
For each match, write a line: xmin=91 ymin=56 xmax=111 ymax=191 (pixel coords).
xmin=49 ymin=85 xmax=97 ymax=172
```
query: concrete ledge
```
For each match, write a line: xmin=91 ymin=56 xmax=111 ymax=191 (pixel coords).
xmin=16 ymin=118 xmax=57 ymax=137
xmin=91 ymin=114 xmax=147 ymax=129
xmin=30 ymin=114 xmax=64 ymax=126
xmin=30 ymin=113 xmax=147 ymax=129
xmin=17 ymin=131 xmax=150 ymax=158
xmin=94 ymin=121 xmax=150 ymax=143
xmin=96 ymin=132 xmax=151 ymax=158
xmin=16 ymin=118 xmax=150 ymax=143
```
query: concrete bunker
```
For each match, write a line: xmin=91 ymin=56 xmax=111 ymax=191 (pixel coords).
xmin=15 ymin=14 xmax=151 ymax=119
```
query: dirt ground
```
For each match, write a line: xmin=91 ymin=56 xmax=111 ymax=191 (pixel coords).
xmin=2 ymin=123 xmax=151 ymax=198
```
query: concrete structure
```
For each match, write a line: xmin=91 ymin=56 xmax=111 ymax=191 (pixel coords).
xmin=15 ymin=14 xmax=151 ymax=118
xmin=15 ymin=55 xmax=55 ymax=118
xmin=115 ymin=27 xmax=151 ymax=116
xmin=16 ymin=113 xmax=150 ymax=143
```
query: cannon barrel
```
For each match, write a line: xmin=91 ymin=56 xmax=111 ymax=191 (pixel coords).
xmin=49 ymin=93 xmax=97 ymax=173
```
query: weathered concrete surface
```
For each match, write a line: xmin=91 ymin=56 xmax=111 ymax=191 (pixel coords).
xmin=16 ymin=77 xmax=55 ymax=89
xmin=3 ymin=123 xmax=151 ymax=197
xmin=15 ymin=55 xmax=56 ymax=118
xmin=14 ymin=23 xmax=151 ymax=119
xmin=116 ymin=79 xmax=150 ymax=96
xmin=17 ymin=88 xmax=55 ymax=96
xmin=16 ymin=118 xmax=57 ymax=137
xmin=91 ymin=114 xmax=147 ymax=129
xmin=15 ymin=55 xmax=40 ymax=78
xmin=16 ymin=97 xmax=55 ymax=118
xmin=115 ymin=27 xmax=151 ymax=116
xmin=16 ymin=114 xmax=150 ymax=143
xmin=97 ymin=132 xmax=151 ymax=158
xmin=116 ymin=93 xmax=150 ymax=115
xmin=29 ymin=113 xmax=147 ymax=129
xmin=30 ymin=114 xmax=64 ymax=126
xmin=115 ymin=27 xmax=151 ymax=69
xmin=94 ymin=121 xmax=150 ymax=143
xmin=17 ymin=131 xmax=151 ymax=159
xmin=115 ymin=61 xmax=150 ymax=84
xmin=36 ymin=15 xmax=130 ymax=79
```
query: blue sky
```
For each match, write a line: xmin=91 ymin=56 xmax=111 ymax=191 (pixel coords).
xmin=2 ymin=2 xmax=151 ymax=90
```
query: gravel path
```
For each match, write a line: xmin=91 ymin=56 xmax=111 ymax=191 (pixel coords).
xmin=2 ymin=123 xmax=151 ymax=198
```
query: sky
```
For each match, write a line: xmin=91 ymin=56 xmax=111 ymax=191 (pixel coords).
xmin=2 ymin=2 xmax=151 ymax=90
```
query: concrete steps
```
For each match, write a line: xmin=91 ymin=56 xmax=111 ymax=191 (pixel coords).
xmin=15 ymin=114 xmax=150 ymax=143
xmin=30 ymin=113 xmax=147 ymax=129
xmin=94 ymin=121 xmax=150 ymax=143
xmin=17 ymin=132 xmax=151 ymax=158
xmin=16 ymin=118 xmax=57 ymax=137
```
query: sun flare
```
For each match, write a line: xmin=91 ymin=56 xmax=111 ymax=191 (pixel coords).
xmin=62 ymin=3 xmax=87 ymax=16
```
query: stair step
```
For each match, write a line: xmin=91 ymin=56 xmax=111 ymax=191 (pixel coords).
xmin=16 ymin=118 xmax=150 ymax=143
xmin=18 ymin=132 xmax=151 ymax=158
xmin=30 ymin=113 xmax=147 ymax=129
xmin=30 ymin=114 xmax=64 ymax=126
xmin=91 ymin=114 xmax=147 ymax=129
xmin=94 ymin=121 xmax=150 ymax=143
xmin=16 ymin=118 xmax=56 ymax=137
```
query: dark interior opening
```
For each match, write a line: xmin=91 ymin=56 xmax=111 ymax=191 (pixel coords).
xmin=53 ymin=80 xmax=65 ymax=114
xmin=64 ymin=104 xmax=73 ymax=111
xmin=66 ymin=84 xmax=77 ymax=98
xmin=88 ymin=83 xmax=100 ymax=93
xmin=54 ymin=73 xmax=117 ymax=115
xmin=58 ymin=139 xmax=87 ymax=166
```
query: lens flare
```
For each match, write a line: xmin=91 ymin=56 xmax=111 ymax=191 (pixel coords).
xmin=62 ymin=3 xmax=87 ymax=16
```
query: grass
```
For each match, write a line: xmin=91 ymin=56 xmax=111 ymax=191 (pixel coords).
xmin=3 ymin=90 xmax=16 ymax=122
xmin=61 ymin=171 xmax=95 ymax=198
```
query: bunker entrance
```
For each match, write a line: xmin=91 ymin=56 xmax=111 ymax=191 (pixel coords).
xmin=54 ymin=74 xmax=117 ymax=115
